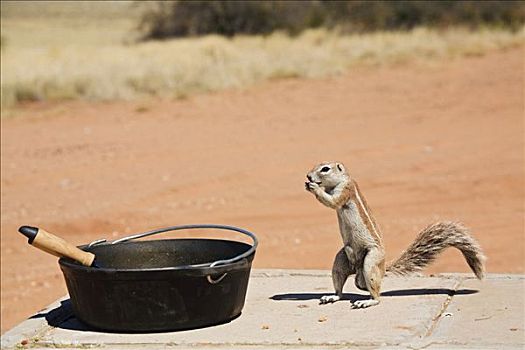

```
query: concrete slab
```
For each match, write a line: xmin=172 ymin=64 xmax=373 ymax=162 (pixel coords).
xmin=1 ymin=270 xmax=523 ymax=349
xmin=426 ymin=275 xmax=525 ymax=349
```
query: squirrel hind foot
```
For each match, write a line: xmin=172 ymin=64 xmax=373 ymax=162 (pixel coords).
xmin=351 ymin=299 xmax=380 ymax=308
xmin=319 ymin=295 xmax=340 ymax=304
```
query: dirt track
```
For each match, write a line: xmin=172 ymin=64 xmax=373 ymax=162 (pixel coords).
xmin=1 ymin=48 xmax=523 ymax=333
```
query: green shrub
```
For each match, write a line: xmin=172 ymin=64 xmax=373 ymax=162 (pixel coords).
xmin=137 ymin=1 xmax=324 ymax=38
xmin=138 ymin=0 xmax=525 ymax=40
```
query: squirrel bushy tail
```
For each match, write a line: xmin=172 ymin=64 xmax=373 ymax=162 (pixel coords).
xmin=386 ymin=221 xmax=485 ymax=279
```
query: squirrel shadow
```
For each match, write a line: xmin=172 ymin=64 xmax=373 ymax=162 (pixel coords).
xmin=270 ymin=288 xmax=478 ymax=301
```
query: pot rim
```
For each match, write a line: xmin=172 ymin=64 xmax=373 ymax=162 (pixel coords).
xmin=59 ymin=238 xmax=255 ymax=273
xmin=59 ymin=224 xmax=258 ymax=276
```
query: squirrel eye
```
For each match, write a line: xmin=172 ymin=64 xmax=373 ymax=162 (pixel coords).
xmin=320 ymin=166 xmax=330 ymax=173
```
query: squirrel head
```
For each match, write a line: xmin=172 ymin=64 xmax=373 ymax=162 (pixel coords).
xmin=306 ymin=161 xmax=349 ymax=188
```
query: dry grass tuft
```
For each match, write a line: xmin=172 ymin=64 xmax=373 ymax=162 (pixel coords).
xmin=1 ymin=1 xmax=523 ymax=108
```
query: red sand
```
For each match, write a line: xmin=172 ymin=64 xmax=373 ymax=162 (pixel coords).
xmin=1 ymin=48 xmax=523 ymax=333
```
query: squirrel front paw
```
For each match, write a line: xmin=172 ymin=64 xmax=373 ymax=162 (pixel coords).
xmin=305 ymin=181 xmax=320 ymax=193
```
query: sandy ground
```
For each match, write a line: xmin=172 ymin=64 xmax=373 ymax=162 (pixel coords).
xmin=1 ymin=48 xmax=523 ymax=333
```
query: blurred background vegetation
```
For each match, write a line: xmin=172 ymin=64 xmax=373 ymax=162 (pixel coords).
xmin=1 ymin=0 xmax=524 ymax=110
xmin=138 ymin=0 xmax=525 ymax=39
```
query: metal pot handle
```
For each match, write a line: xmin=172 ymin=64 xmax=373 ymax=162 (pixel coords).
xmin=103 ymin=224 xmax=258 ymax=283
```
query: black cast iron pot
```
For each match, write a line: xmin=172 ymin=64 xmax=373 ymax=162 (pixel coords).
xmin=22 ymin=224 xmax=258 ymax=332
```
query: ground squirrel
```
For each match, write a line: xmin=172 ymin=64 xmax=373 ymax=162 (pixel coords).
xmin=305 ymin=161 xmax=485 ymax=308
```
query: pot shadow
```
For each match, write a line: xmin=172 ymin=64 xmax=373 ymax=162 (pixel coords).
xmin=270 ymin=288 xmax=478 ymax=301
xmin=30 ymin=299 xmax=90 ymax=332
xmin=29 ymin=299 xmax=242 ymax=333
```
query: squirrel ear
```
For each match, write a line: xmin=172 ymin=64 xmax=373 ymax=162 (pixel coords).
xmin=336 ymin=163 xmax=345 ymax=172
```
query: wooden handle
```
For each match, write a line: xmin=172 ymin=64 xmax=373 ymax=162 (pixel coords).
xmin=19 ymin=226 xmax=95 ymax=267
